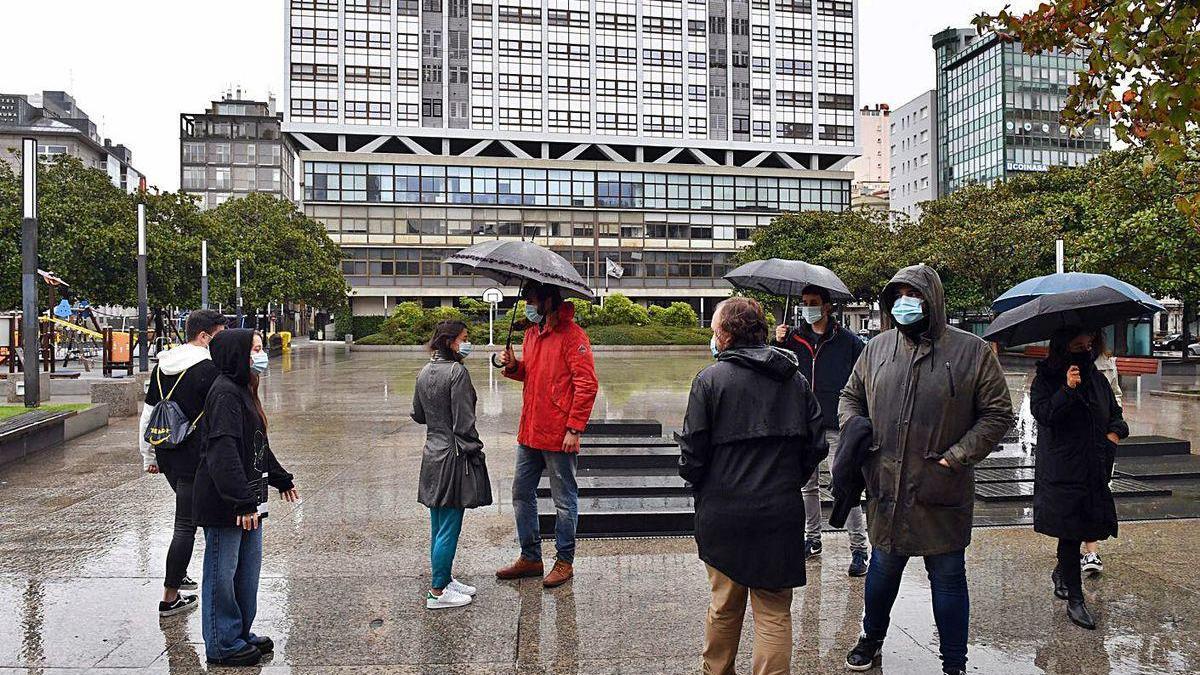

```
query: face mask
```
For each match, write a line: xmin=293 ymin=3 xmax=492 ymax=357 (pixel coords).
xmin=524 ymin=304 xmax=543 ymax=324
xmin=891 ymin=295 xmax=925 ymax=326
xmin=800 ymin=306 xmax=824 ymax=325
xmin=250 ymin=351 xmax=269 ymax=374
xmin=457 ymin=341 xmax=474 ymax=358
xmin=1068 ymin=350 xmax=1092 ymax=366
xmin=710 ymin=334 xmax=720 ymax=358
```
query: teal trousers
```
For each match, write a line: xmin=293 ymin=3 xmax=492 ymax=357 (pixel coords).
xmin=429 ymin=507 xmax=465 ymax=590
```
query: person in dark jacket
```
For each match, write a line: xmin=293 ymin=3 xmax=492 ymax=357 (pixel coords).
xmin=1030 ymin=327 xmax=1128 ymax=630
xmin=412 ymin=320 xmax=490 ymax=610
xmin=829 ymin=415 xmax=873 ymax=530
xmin=679 ymin=296 xmax=829 ymax=675
xmin=775 ymin=284 xmax=868 ymax=574
xmin=137 ymin=308 xmax=226 ymax=617
xmin=839 ymin=264 xmax=1013 ymax=675
xmin=194 ymin=329 xmax=298 ymax=668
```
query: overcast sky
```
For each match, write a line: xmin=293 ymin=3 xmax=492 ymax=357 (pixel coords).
xmin=2 ymin=0 xmax=1040 ymax=192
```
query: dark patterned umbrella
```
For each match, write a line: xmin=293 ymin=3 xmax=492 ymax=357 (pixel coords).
xmin=724 ymin=258 xmax=852 ymax=300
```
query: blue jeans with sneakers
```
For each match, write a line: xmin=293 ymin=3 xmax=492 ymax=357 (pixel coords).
xmin=511 ymin=445 xmax=578 ymax=564
xmin=201 ymin=526 xmax=264 ymax=660
xmin=862 ymin=547 xmax=969 ymax=672
xmin=430 ymin=507 xmax=465 ymax=590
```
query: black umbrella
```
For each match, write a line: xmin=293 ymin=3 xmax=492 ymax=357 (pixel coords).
xmin=445 ymin=241 xmax=594 ymax=367
xmin=982 ymin=286 xmax=1159 ymax=347
xmin=724 ymin=258 xmax=852 ymax=321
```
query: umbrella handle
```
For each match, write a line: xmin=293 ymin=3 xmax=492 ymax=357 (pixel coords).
xmin=783 ymin=295 xmax=791 ymax=325
xmin=492 ymin=281 xmax=524 ymax=369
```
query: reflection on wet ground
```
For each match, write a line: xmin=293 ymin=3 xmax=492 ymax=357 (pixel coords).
xmin=1 ymin=346 xmax=1198 ymax=673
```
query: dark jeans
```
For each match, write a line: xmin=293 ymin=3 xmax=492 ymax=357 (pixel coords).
xmin=511 ymin=445 xmax=578 ymax=564
xmin=1056 ymin=538 xmax=1084 ymax=601
xmin=201 ymin=526 xmax=263 ymax=660
xmin=162 ymin=468 xmax=197 ymax=590
xmin=862 ymin=547 xmax=969 ymax=672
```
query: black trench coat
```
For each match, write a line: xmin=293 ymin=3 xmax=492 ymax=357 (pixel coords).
xmin=1030 ymin=360 xmax=1129 ymax=542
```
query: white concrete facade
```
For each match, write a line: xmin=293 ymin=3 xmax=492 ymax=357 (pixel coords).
xmin=888 ymin=89 xmax=935 ymax=220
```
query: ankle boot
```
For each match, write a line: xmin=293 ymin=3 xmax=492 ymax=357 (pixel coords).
xmin=1067 ymin=597 xmax=1097 ymax=630
xmin=1051 ymin=567 xmax=1068 ymax=600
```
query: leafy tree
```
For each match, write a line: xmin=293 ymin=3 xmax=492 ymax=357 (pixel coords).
xmin=566 ymin=297 xmax=598 ymax=327
xmin=648 ymin=302 xmax=700 ymax=328
xmin=595 ymin=293 xmax=650 ymax=326
xmin=975 ymin=1 xmax=1200 ymax=224
xmin=202 ymin=193 xmax=346 ymax=313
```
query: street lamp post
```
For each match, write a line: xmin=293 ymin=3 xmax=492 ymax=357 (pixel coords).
xmin=21 ymin=138 xmax=39 ymax=407
xmin=235 ymin=259 xmax=243 ymax=326
xmin=137 ymin=204 xmax=148 ymax=372
xmin=201 ymin=240 xmax=209 ymax=309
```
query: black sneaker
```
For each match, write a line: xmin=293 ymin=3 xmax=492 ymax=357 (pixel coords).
xmin=249 ymin=635 xmax=274 ymax=654
xmin=207 ymin=644 xmax=262 ymax=667
xmin=805 ymin=539 xmax=823 ymax=560
xmin=158 ymin=593 xmax=198 ymax=617
xmin=845 ymin=635 xmax=883 ymax=671
xmin=179 ymin=576 xmax=198 ymax=591
xmin=848 ymin=550 xmax=868 ymax=577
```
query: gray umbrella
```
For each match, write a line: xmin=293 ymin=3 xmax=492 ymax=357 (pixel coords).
xmin=724 ymin=258 xmax=853 ymax=300
xmin=445 ymin=240 xmax=594 ymax=368
xmin=444 ymin=240 xmax=594 ymax=300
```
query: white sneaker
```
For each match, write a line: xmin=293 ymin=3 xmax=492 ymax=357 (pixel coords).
xmin=447 ymin=578 xmax=477 ymax=597
xmin=1081 ymin=552 xmax=1103 ymax=576
xmin=426 ymin=588 xmax=472 ymax=610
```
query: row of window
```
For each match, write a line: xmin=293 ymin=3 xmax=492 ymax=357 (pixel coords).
xmin=303 ymin=163 xmax=850 ymax=212
xmin=290 ymin=0 xmax=850 ymax=19
xmin=182 ymin=142 xmax=285 ymax=166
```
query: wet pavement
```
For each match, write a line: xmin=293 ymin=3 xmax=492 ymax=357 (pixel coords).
xmin=1 ymin=346 xmax=1199 ymax=674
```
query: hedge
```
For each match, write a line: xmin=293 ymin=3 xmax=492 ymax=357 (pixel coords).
xmin=586 ymin=324 xmax=712 ymax=346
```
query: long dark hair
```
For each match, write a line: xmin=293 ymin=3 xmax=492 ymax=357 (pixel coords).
xmin=249 ymin=331 xmax=267 ymax=431
xmin=1046 ymin=326 xmax=1096 ymax=373
xmin=427 ymin=320 xmax=468 ymax=362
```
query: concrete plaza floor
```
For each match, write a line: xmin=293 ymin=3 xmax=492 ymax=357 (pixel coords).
xmin=1 ymin=347 xmax=1199 ymax=674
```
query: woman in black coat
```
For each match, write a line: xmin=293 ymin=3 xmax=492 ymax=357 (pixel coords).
xmin=194 ymin=329 xmax=298 ymax=667
xmin=1030 ymin=327 xmax=1128 ymax=631
xmin=678 ymin=297 xmax=828 ymax=675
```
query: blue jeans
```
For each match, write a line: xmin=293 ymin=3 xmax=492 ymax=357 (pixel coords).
xmin=511 ymin=445 xmax=578 ymax=564
xmin=862 ymin=547 xmax=969 ymax=672
xmin=430 ymin=507 xmax=465 ymax=590
xmin=201 ymin=526 xmax=263 ymax=660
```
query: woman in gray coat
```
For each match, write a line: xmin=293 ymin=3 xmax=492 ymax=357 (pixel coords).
xmin=411 ymin=320 xmax=491 ymax=610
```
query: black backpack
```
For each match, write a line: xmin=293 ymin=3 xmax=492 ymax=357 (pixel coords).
xmin=143 ymin=367 xmax=203 ymax=450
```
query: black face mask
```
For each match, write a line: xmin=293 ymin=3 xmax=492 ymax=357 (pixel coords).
xmin=1068 ymin=350 xmax=1093 ymax=367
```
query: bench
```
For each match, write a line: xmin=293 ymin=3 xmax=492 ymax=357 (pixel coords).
xmin=1116 ymin=356 xmax=1163 ymax=393
xmin=1024 ymin=345 xmax=1049 ymax=359
xmin=0 ymin=409 xmax=75 ymax=467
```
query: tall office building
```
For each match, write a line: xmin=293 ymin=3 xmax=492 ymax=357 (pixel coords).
xmin=0 ymin=90 xmax=143 ymax=192
xmin=888 ymin=89 xmax=935 ymax=219
xmin=285 ymin=0 xmax=859 ymax=317
xmin=933 ymin=27 xmax=1109 ymax=197
xmin=180 ymin=92 xmax=298 ymax=210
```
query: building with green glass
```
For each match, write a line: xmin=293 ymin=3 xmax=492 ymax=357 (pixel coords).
xmin=932 ymin=27 xmax=1109 ymax=197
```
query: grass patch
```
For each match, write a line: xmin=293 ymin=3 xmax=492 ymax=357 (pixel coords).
xmin=0 ymin=403 xmax=91 ymax=421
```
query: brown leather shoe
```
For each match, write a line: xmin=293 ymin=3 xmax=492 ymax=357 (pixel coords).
xmin=496 ymin=557 xmax=544 ymax=580
xmin=542 ymin=560 xmax=574 ymax=588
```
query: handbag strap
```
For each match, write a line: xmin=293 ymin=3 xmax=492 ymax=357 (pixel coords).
xmin=160 ymin=364 xmax=192 ymax=402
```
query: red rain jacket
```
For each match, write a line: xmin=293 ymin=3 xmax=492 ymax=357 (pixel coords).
xmin=504 ymin=302 xmax=599 ymax=453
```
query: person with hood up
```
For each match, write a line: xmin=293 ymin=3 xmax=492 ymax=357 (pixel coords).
xmin=137 ymin=308 xmax=226 ymax=617
xmin=774 ymin=284 xmax=868 ymax=575
xmin=1031 ymin=327 xmax=1128 ymax=630
xmin=496 ymin=282 xmax=599 ymax=589
xmin=839 ymin=264 xmax=1013 ymax=675
xmin=679 ymin=296 xmax=829 ymax=675
xmin=193 ymin=329 xmax=298 ymax=668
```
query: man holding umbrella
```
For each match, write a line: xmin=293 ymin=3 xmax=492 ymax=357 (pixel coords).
xmin=496 ymin=282 xmax=599 ymax=588
xmin=840 ymin=264 xmax=1013 ymax=675
xmin=774 ymin=285 xmax=868 ymax=576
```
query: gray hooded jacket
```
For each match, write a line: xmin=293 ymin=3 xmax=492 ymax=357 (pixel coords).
xmin=839 ymin=264 xmax=1013 ymax=556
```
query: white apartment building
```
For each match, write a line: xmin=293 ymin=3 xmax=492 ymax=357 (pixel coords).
xmin=889 ymin=89 xmax=935 ymax=220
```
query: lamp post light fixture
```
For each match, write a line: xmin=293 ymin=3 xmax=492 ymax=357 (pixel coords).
xmin=137 ymin=203 xmax=149 ymax=372
xmin=201 ymin=240 xmax=209 ymax=309
xmin=21 ymin=138 xmax=40 ymax=407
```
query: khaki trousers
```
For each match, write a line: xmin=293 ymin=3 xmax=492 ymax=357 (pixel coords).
xmin=703 ymin=564 xmax=793 ymax=675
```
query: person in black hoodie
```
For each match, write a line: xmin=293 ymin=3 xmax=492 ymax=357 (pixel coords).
xmin=137 ymin=309 xmax=226 ymax=616
xmin=194 ymin=329 xmax=298 ymax=668
xmin=679 ymin=296 xmax=828 ymax=675
xmin=774 ymin=284 xmax=867 ymax=575
xmin=1030 ymin=327 xmax=1128 ymax=630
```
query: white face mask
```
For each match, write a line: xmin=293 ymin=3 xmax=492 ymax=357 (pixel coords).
xmin=250 ymin=351 xmax=269 ymax=374
xmin=800 ymin=306 xmax=824 ymax=325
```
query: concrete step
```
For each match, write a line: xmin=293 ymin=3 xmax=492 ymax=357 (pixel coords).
xmin=1116 ymin=435 xmax=1192 ymax=457
xmin=1115 ymin=454 xmax=1200 ymax=480
xmin=581 ymin=435 xmax=677 ymax=449
xmin=577 ymin=445 xmax=681 ymax=470
xmin=975 ymin=477 xmax=1171 ymax=502
xmin=584 ymin=419 xmax=663 ymax=437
